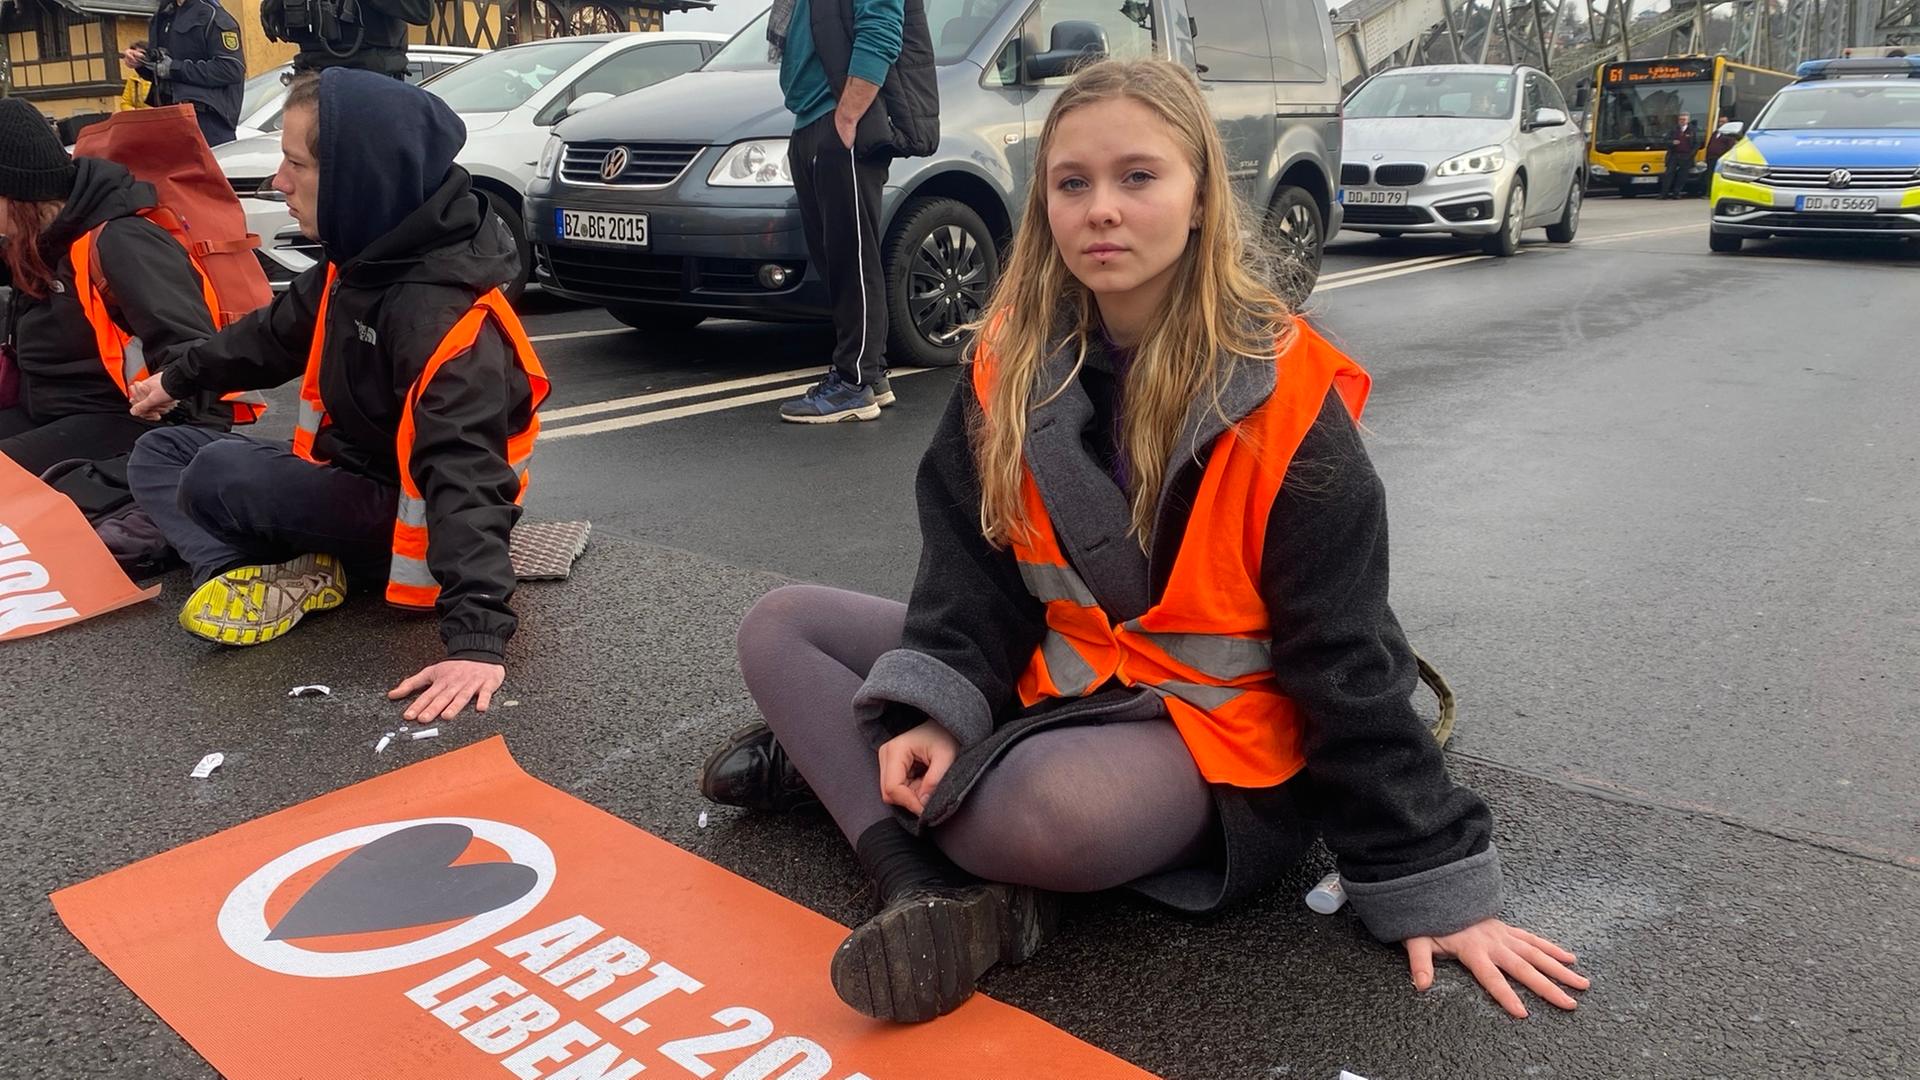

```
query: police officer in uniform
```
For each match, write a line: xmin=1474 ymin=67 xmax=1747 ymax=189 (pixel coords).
xmin=121 ymin=0 xmax=245 ymax=147
xmin=261 ymin=0 xmax=434 ymax=78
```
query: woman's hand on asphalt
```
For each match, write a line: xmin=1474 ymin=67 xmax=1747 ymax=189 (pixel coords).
xmin=388 ymin=659 xmax=506 ymax=722
xmin=877 ymin=719 xmax=959 ymax=816
xmin=1404 ymin=918 xmax=1589 ymax=1018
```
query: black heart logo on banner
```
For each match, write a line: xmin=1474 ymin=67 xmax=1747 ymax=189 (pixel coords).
xmin=268 ymin=823 xmax=539 ymax=941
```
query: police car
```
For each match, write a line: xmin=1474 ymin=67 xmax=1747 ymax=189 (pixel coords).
xmin=1708 ymin=57 xmax=1920 ymax=253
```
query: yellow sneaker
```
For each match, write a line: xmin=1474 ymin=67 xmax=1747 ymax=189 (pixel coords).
xmin=178 ymin=553 xmax=348 ymax=646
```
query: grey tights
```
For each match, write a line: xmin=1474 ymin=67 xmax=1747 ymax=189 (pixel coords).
xmin=735 ymin=584 xmax=1218 ymax=893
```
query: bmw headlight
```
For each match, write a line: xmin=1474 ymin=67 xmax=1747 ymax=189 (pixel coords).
xmin=535 ymin=134 xmax=563 ymax=181
xmin=709 ymin=139 xmax=794 ymax=187
xmin=1435 ymin=145 xmax=1505 ymax=176
xmin=1717 ymin=160 xmax=1765 ymax=181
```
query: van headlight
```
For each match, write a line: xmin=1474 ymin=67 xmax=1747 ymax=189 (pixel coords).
xmin=709 ymin=139 xmax=794 ymax=187
xmin=1435 ymin=145 xmax=1505 ymax=176
xmin=535 ymin=135 xmax=563 ymax=181
xmin=1718 ymin=160 xmax=1765 ymax=181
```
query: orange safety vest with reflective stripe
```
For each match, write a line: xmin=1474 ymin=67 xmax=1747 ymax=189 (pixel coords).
xmin=971 ymin=318 xmax=1370 ymax=788
xmin=68 ymin=223 xmax=269 ymax=425
xmin=291 ymin=265 xmax=551 ymax=609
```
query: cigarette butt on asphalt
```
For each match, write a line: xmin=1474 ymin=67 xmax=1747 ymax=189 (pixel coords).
xmin=1306 ymin=871 xmax=1347 ymax=915
xmin=411 ymin=728 xmax=440 ymax=740
xmin=190 ymin=752 xmax=224 ymax=779
xmin=374 ymin=734 xmax=393 ymax=754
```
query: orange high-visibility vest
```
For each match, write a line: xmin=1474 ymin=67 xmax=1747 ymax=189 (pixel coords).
xmin=69 ymin=224 xmax=269 ymax=425
xmin=971 ymin=318 xmax=1370 ymax=788
xmin=291 ymin=264 xmax=551 ymax=609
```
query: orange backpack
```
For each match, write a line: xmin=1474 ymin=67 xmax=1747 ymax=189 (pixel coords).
xmin=72 ymin=104 xmax=272 ymax=327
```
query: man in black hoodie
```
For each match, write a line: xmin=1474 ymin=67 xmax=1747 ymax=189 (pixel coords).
xmin=125 ymin=69 xmax=545 ymax=723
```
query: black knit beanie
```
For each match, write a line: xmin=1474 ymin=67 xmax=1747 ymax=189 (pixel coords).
xmin=0 ymin=98 xmax=78 ymax=202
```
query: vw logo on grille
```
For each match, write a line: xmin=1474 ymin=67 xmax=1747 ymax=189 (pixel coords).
xmin=1828 ymin=169 xmax=1853 ymax=188
xmin=600 ymin=146 xmax=630 ymax=182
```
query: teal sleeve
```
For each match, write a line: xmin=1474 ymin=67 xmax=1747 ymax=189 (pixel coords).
xmin=847 ymin=0 xmax=905 ymax=86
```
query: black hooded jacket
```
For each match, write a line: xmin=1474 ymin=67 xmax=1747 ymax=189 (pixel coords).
xmin=159 ymin=70 xmax=531 ymax=664
xmin=1 ymin=157 xmax=224 ymax=427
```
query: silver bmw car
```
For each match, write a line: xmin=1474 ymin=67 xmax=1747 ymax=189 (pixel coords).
xmin=1338 ymin=64 xmax=1587 ymax=255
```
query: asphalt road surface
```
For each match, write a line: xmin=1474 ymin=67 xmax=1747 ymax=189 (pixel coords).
xmin=5 ymin=198 xmax=1916 ymax=1079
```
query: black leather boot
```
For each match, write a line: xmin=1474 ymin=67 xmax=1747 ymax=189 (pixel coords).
xmin=829 ymin=821 xmax=1057 ymax=1023
xmin=698 ymin=723 xmax=819 ymax=813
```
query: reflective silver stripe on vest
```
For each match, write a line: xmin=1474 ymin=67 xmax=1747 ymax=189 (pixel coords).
xmin=1040 ymin=629 xmax=1102 ymax=697
xmin=395 ymin=495 xmax=428 ymax=528
xmin=1121 ymin=621 xmax=1274 ymax=680
xmin=296 ymin=398 xmax=326 ymax=438
xmin=1018 ymin=560 xmax=1097 ymax=606
xmin=122 ymin=337 xmax=147 ymax=383
xmin=1152 ymin=680 xmax=1246 ymax=711
xmin=388 ymin=553 xmax=436 ymax=588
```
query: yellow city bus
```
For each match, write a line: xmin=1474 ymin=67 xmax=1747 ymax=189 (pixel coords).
xmin=1585 ymin=55 xmax=1793 ymax=197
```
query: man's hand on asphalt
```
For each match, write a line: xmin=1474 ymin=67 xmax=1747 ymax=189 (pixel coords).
xmin=1404 ymin=918 xmax=1589 ymax=1018
xmin=128 ymin=374 xmax=177 ymax=420
xmin=389 ymin=659 xmax=507 ymax=722
xmin=877 ymin=718 xmax=958 ymax=816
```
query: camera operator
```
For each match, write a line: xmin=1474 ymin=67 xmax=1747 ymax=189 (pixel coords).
xmin=121 ymin=0 xmax=245 ymax=147
xmin=261 ymin=0 xmax=433 ymax=78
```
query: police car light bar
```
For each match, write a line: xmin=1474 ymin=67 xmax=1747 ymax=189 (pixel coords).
xmin=1794 ymin=56 xmax=1920 ymax=81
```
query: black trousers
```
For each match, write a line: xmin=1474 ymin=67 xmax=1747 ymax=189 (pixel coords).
xmin=790 ymin=112 xmax=890 ymax=387
xmin=1659 ymin=154 xmax=1691 ymax=197
xmin=0 ymin=407 xmax=155 ymax=475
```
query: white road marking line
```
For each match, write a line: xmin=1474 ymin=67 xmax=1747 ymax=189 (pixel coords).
xmin=541 ymin=366 xmax=832 ymax=422
xmin=1317 ymin=253 xmax=1492 ymax=291
xmin=1582 ymin=222 xmax=1707 ymax=244
xmin=1317 ymin=252 xmax=1468 ymax=283
xmin=542 ymin=368 xmax=941 ymax=440
xmin=529 ymin=326 xmax=631 ymax=343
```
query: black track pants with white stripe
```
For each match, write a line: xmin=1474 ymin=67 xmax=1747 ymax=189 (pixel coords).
xmin=792 ymin=111 xmax=891 ymax=388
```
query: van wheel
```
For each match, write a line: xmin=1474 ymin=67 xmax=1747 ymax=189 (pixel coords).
xmin=607 ymin=305 xmax=706 ymax=332
xmin=1546 ymin=179 xmax=1581 ymax=243
xmin=482 ymin=190 xmax=532 ymax=302
xmin=1708 ymin=231 xmax=1743 ymax=254
xmin=1265 ymin=185 xmax=1324 ymax=305
xmin=884 ymin=196 xmax=998 ymax=368
xmin=1483 ymin=180 xmax=1525 ymax=257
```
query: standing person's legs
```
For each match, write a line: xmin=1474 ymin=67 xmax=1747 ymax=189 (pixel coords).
xmin=0 ymin=411 xmax=156 ymax=475
xmin=796 ymin=114 xmax=888 ymax=390
xmin=734 ymin=583 xmax=904 ymax=844
xmin=128 ymin=426 xmax=395 ymax=584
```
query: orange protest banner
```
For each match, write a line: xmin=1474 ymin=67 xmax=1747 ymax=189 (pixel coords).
xmin=0 ymin=450 xmax=160 ymax=641
xmin=53 ymin=737 xmax=1159 ymax=1080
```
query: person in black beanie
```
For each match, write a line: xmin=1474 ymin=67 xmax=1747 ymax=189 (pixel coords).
xmin=125 ymin=70 xmax=549 ymax=726
xmin=0 ymin=97 xmax=229 ymax=475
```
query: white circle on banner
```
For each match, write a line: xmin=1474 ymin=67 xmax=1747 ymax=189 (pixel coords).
xmin=216 ymin=817 xmax=554 ymax=978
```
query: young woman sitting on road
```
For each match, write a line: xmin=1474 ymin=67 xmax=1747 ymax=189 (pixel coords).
xmin=701 ymin=58 xmax=1590 ymax=1023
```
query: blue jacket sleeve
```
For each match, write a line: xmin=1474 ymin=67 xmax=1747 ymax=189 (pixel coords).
xmin=848 ymin=0 xmax=906 ymax=86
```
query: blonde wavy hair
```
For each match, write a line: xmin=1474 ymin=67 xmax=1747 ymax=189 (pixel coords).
xmin=970 ymin=58 xmax=1293 ymax=549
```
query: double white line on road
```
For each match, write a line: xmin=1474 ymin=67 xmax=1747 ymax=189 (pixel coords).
xmin=541 ymin=366 xmax=934 ymax=440
xmin=536 ymin=224 xmax=1701 ymax=438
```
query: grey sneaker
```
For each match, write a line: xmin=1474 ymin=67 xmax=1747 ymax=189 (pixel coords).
xmin=870 ymin=372 xmax=896 ymax=408
xmin=779 ymin=371 xmax=880 ymax=424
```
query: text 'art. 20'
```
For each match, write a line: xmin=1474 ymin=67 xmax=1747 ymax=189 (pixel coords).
xmin=405 ymin=913 xmax=875 ymax=1080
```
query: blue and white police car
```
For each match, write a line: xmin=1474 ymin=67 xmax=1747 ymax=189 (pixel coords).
xmin=1708 ymin=57 xmax=1920 ymax=253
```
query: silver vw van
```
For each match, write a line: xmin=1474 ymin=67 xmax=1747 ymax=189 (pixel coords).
xmin=523 ymin=0 xmax=1344 ymax=367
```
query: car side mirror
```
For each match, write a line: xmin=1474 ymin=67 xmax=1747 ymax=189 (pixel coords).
xmin=563 ymin=92 xmax=617 ymax=120
xmin=1024 ymin=20 xmax=1107 ymax=81
xmin=1530 ymin=107 xmax=1569 ymax=129
xmin=1718 ymin=121 xmax=1744 ymax=136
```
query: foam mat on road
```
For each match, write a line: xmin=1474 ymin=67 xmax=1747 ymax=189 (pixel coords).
xmin=510 ymin=520 xmax=591 ymax=580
